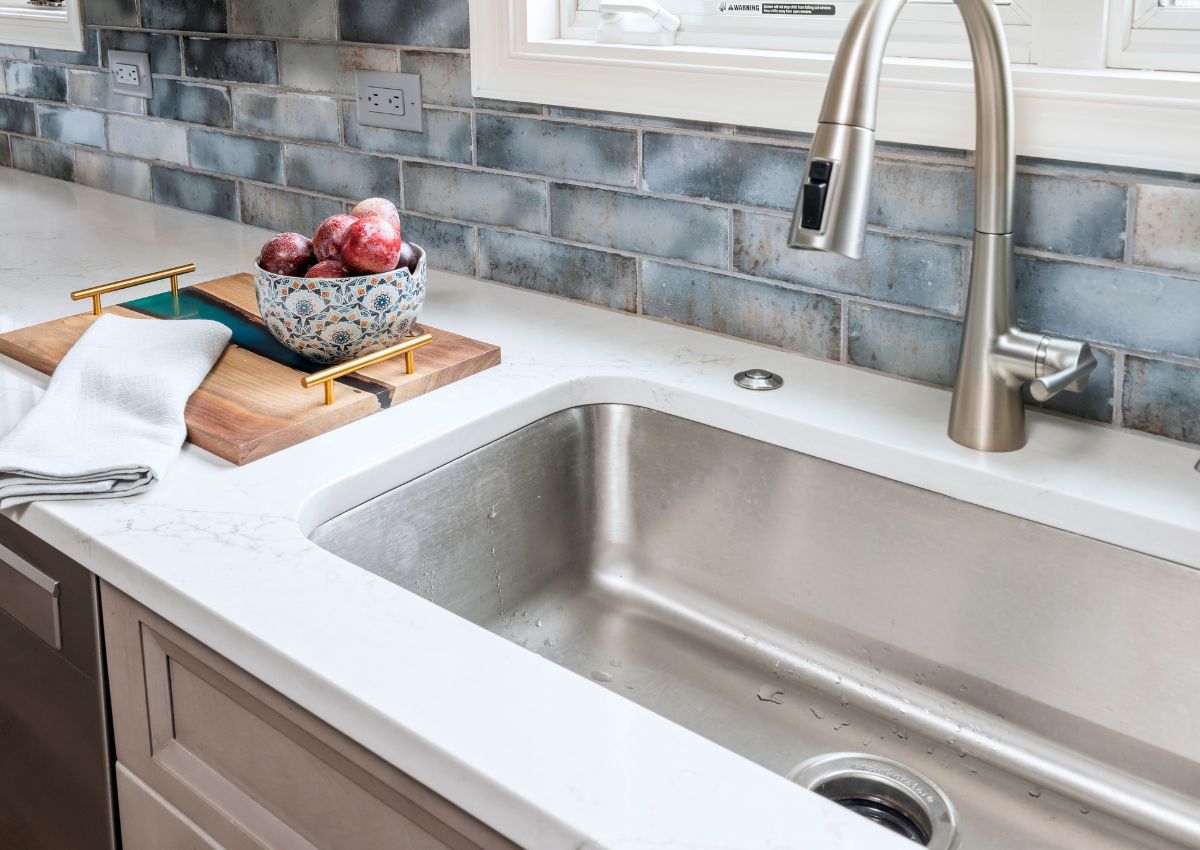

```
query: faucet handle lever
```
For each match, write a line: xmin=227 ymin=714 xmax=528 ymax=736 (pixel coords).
xmin=1030 ymin=339 xmax=1097 ymax=402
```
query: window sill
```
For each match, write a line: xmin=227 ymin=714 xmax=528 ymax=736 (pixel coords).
xmin=472 ymin=0 xmax=1200 ymax=174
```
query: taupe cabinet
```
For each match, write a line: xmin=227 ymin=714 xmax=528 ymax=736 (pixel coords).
xmin=0 ymin=516 xmax=116 ymax=850
xmin=101 ymin=584 xmax=520 ymax=850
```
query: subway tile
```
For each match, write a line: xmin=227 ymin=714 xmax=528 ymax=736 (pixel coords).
xmin=285 ymin=144 xmax=400 ymax=200
xmin=1122 ymin=356 xmax=1200 ymax=445
xmin=343 ymin=106 xmax=470 ymax=164
xmin=68 ymin=69 xmax=144 ymax=114
xmin=0 ymin=47 xmax=32 ymax=61
xmin=4 ymin=62 xmax=67 ymax=102
xmin=233 ymin=89 xmax=340 ymax=144
xmin=404 ymin=162 xmax=547 ymax=233
xmin=642 ymin=133 xmax=805 ymax=210
xmin=550 ymin=184 xmax=730 ymax=268
xmin=729 ymin=124 xmax=812 ymax=145
xmin=150 ymin=166 xmax=238 ymax=219
xmin=10 ymin=137 xmax=75 ymax=181
xmin=642 ymin=262 xmax=841 ymax=359
xmin=1014 ymin=173 xmax=1127 ymax=259
xmin=1133 ymin=184 xmax=1200 ymax=276
xmin=74 ymin=150 xmax=152 ymax=200
xmin=101 ymin=31 xmax=182 ymax=76
xmin=1022 ymin=346 xmax=1115 ymax=424
xmin=401 ymin=215 xmax=476 ymax=276
xmin=550 ymin=106 xmax=724 ymax=133
xmin=868 ymin=158 xmax=974 ymax=238
xmin=339 ymin=0 xmax=469 ymax=49
xmin=847 ymin=303 xmax=961 ymax=387
xmin=239 ymin=183 xmax=343 ymax=234
xmin=277 ymin=43 xmax=398 ymax=96
xmin=401 ymin=51 xmax=471 ymax=108
xmin=0 ymin=97 xmax=36 ymax=135
xmin=476 ymin=114 xmax=637 ymax=188
xmin=0 ymin=134 xmax=9 ymax=168
xmin=1015 ymin=256 xmax=1200 ymax=360
xmin=874 ymin=140 xmax=968 ymax=161
xmin=33 ymin=30 xmax=100 ymax=67
xmin=36 ymin=104 xmax=105 ymax=148
xmin=108 ymin=115 xmax=189 ymax=164
xmin=184 ymin=37 xmax=277 ymax=85
xmin=148 ymin=79 xmax=231 ymax=127
xmin=479 ymin=229 xmax=636 ymax=311
xmin=734 ymin=211 xmax=964 ymax=315
xmin=84 ymin=0 xmax=138 ymax=27
xmin=188 ymin=128 xmax=282 ymax=183
xmin=230 ymin=0 xmax=336 ymax=39
xmin=475 ymin=98 xmax=542 ymax=115
xmin=141 ymin=0 xmax=228 ymax=33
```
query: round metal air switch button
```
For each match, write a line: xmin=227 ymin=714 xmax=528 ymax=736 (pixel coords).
xmin=734 ymin=369 xmax=783 ymax=391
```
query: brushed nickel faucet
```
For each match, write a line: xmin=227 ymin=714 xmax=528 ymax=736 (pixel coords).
xmin=788 ymin=0 xmax=1097 ymax=452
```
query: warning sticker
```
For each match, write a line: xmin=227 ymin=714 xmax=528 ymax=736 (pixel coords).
xmin=716 ymin=2 xmax=835 ymax=15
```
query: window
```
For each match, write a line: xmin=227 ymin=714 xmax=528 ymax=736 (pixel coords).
xmin=0 ymin=0 xmax=83 ymax=51
xmin=1110 ymin=0 xmax=1200 ymax=71
xmin=473 ymin=0 xmax=1200 ymax=174
xmin=563 ymin=0 xmax=1036 ymax=61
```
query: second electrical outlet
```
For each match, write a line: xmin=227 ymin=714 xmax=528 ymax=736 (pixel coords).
xmin=355 ymin=71 xmax=423 ymax=133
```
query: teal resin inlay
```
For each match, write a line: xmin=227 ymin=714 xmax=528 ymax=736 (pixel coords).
xmin=121 ymin=288 xmax=314 ymax=371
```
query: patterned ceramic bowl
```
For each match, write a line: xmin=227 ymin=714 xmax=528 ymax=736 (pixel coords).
xmin=253 ymin=243 xmax=427 ymax=365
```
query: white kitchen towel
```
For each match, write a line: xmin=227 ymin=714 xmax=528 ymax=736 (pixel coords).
xmin=0 ymin=314 xmax=231 ymax=509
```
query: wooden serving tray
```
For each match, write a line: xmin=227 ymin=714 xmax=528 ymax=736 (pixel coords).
xmin=0 ymin=273 xmax=500 ymax=465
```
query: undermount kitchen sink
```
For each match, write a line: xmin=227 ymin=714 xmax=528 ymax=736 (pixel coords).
xmin=312 ymin=405 xmax=1200 ymax=850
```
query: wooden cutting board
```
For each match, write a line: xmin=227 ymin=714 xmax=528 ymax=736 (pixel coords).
xmin=0 ymin=273 xmax=500 ymax=465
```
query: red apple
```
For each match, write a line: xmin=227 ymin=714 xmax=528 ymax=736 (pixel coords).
xmin=341 ymin=217 xmax=402 ymax=274
xmin=396 ymin=241 xmax=420 ymax=274
xmin=305 ymin=259 xmax=351 ymax=279
xmin=259 ymin=232 xmax=315 ymax=277
xmin=312 ymin=214 xmax=358 ymax=262
xmin=351 ymin=197 xmax=401 ymax=233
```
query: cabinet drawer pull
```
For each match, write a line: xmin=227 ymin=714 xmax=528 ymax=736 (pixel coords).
xmin=0 ymin=541 xmax=62 ymax=649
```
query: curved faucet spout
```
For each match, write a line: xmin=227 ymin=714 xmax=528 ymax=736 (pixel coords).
xmin=787 ymin=0 xmax=1093 ymax=451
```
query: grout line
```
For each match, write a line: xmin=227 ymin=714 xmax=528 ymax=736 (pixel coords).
xmin=1124 ymin=183 xmax=1138 ymax=266
xmin=1113 ymin=349 xmax=1127 ymax=428
xmin=839 ymin=299 xmax=849 ymax=363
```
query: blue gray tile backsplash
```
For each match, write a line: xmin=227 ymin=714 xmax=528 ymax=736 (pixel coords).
xmin=1 ymin=0 xmax=1198 ymax=445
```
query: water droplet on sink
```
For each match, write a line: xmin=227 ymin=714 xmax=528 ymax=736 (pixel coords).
xmin=1028 ymin=789 xmax=1042 ymax=799
xmin=487 ymin=506 xmax=497 ymax=519
xmin=535 ymin=619 xmax=542 ymax=628
xmin=591 ymin=671 xmax=613 ymax=683
xmin=609 ymin=659 xmax=621 ymax=667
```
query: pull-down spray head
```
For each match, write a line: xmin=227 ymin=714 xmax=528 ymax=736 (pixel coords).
xmin=787 ymin=122 xmax=876 ymax=260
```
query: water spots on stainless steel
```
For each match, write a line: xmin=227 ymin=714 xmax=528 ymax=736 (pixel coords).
xmin=810 ymin=707 xmax=824 ymax=720
xmin=609 ymin=659 xmax=621 ymax=667
xmin=1028 ymin=789 xmax=1043 ymax=799
xmin=755 ymin=687 xmax=784 ymax=704
xmin=542 ymin=638 xmax=553 ymax=647
xmin=1080 ymin=807 xmax=1090 ymax=815
xmin=894 ymin=729 xmax=909 ymax=741
xmin=535 ymin=619 xmax=543 ymax=628
xmin=591 ymin=671 xmax=614 ymax=683
xmin=833 ymin=722 xmax=850 ymax=731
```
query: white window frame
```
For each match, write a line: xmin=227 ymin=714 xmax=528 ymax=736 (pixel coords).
xmin=471 ymin=0 xmax=1200 ymax=175
xmin=1109 ymin=0 xmax=1200 ymax=72
xmin=565 ymin=0 xmax=1036 ymax=62
xmin=0 ymin=0 xmax=84 ymax=52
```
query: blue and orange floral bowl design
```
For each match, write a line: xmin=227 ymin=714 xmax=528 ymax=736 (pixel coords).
xmin=253 ymin=243 xmax=427 ymax=365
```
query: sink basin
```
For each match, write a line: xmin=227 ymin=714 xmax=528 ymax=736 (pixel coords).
xmin=312 ymin=405 xmax=1200 ymax=849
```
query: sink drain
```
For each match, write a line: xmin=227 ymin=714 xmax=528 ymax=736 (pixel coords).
xmin=789 ymin=753 xmax=958 ymax=849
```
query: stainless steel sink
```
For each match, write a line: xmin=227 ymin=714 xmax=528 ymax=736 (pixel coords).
xmin=312 ymin=405 xmax=1200 ymax=850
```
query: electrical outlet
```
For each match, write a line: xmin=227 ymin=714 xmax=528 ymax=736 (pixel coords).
xmin=355 ymin=71 xmax=423 ymax=132
xmin=108 ymin=49 xmax=152 ymax=99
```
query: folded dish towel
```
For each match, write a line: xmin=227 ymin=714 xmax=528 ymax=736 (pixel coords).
xmin=0 ymin=314 xmax=231 ymax=509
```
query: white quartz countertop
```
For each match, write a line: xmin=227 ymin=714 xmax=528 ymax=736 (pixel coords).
xmin=3 ymin=168 xmax=1199 ymax=850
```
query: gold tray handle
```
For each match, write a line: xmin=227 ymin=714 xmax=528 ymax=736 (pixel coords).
xmin=302 ymin=333 xmax=434 ymax=406
xmin=71 ymin=263 xmax=196 ymax=316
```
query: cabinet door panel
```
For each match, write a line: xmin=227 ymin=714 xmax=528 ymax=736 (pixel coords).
xmin=116 ymin=763 xmax=225 ymax=850
xmin=102 ymin=583 xmax=520 ymax=850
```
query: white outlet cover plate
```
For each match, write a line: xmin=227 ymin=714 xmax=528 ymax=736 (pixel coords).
xmin=355 ymin=70 xmax=423 ymax=133
xmin=107 ymin=49 xmax=152 ymax=99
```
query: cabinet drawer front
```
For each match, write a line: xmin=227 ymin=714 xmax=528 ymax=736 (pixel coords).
xmin=0 ymin=540 xmax=61 ymax=649
xmin=116 ymin=763 xmax=225 ymax=850
xmin=102 ymin=584 xmax=519 ymax=850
